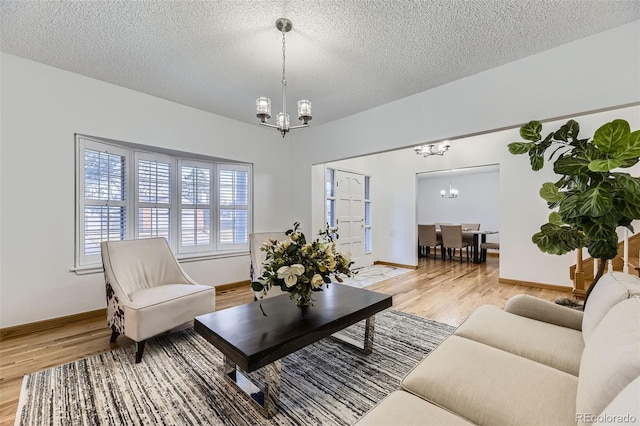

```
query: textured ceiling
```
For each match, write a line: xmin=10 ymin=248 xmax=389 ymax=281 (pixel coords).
xmin=1 ymin=1 xmax=638 ymax=126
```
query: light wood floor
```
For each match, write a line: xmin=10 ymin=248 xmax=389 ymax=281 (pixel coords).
xmin=0 ymin=256 xmax=570 ymax=425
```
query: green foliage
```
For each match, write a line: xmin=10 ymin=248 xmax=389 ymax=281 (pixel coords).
xmin=250 ymin=222 xmax=356 ymax=311
xmin=508 ymin=119 xmax=640 ymax=260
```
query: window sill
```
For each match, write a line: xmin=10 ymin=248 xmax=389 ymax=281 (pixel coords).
xmin=71 ymin=250 xmax=249 ymax=275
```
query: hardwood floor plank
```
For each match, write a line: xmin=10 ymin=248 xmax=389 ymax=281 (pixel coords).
xmin=0 ymin=257 xmax=571 ymax=425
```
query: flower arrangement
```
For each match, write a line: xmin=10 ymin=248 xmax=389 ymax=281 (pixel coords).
xmin=251 ymin=222 xmax=356 ymax=312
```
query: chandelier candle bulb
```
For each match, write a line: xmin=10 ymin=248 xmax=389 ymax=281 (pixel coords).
xmin=276 ymin=112 xmax=290 ymax=132
xmin=297 ymin=100 xmax=312 ymax=123
xmin=256 ymin=97 xmax=272 ymax=121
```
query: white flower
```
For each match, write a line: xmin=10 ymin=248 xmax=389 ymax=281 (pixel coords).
xmin=343 ymin=252 xmax=352 ymax=263
xmin=311 ymin=274 xmax=324 ymax=289
xmin=277 ymin=264 xmax=305 ymax=287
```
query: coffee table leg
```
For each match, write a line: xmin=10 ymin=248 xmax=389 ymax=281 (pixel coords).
xmin=331 ymin=315 xmax=376 ymax=354
xmin=222 ymin=356 xmax=281 ymax=418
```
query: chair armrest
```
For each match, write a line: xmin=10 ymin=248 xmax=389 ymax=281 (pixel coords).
xmin=505 ymin=294 xmax=583 ymax=331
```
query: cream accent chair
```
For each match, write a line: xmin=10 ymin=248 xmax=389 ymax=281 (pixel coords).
xmin=249 ymin=232 xmax=287 ymax=299
xmin=101 ymin=237 xmax=216 ymax=363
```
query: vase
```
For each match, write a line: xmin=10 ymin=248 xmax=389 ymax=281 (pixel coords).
xmin=295 ymin=290 xmax=313 ymax=307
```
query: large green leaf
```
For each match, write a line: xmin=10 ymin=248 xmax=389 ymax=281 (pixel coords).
xmin=593 ymin=119 xmax=630 ymax=154
xmin=553 ymin=156 xmax=589 ymax=175
xmin=577 ymin=185 xmax=613 ymax=217
xmin=539 ymin=182 xmax=563 ymax=203
xmin=558 ymin=193 xmax=582 ymax=220
xmin=614 ymin=130 xmax=640 ymax=161
xmin=614 ymin=174 xmax=640 ymax=210
xmin=588 ymin=158 xmax=625 ymax=172
xmin=529 ymin=149 xmax=544 ymax=170
xmin=250 ymin=281 xmax=265 ymax=292
xmin=508 ymin=142 xmax=534 ymax=155
xmin=548 ymin=211 xmax=564 ymax=226
xmin=532 ymin=223 xmax=583 ymax=255
xmin=520 ymin=121 xmax=542 ymax=141
xmin=553 ymin=120 xmax=580 ymax=142
xmin=587 ymin=233 xmax=619 ymax=260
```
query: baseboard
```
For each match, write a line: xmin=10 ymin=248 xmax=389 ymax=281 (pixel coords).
xmin=498 ymin=278 xmax=572 ymax=293
xmin=373 ymin=260 xmax=418 ymax=270
xmin=0 ymin=280 xmax=252 ymax=340
xmin=0 ymin=308 xmax=107 ymax=341
xmin=215 ymin=280 xmax=250 ymax=292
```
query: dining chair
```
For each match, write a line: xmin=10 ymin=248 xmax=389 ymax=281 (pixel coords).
xmin=249 ymin=232 xmax=288 ymax=299
xmin=440 ymin=225 xmax=473 ymax=261
xmin=101 ymin=237 xmax=216 ymax=363
xmin=461 ymin=223 xmax=480 ymax=245
xmin=418 ymin=224 xmax=441 ymax=258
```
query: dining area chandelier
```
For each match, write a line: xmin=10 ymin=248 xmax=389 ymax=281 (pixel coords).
xmin=255 ymin=18 xmax=312 ymax=137
xmin=441 ymin=169 xmax=459 ymax=198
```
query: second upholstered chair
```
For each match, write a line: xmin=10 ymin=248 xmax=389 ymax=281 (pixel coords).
xmin=440 ymin=225 xmax=473 ymax=261
xmin=418 ymin=224 xmax=442 ymax=258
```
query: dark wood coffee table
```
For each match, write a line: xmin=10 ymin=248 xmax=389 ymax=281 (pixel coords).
xmin=194 ymin=284 xmax=392 ymax=418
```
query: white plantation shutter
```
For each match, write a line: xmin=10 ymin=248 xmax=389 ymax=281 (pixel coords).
xmin=78 ymin=139 xmax=129 ymax=265
xmin=136 ymin=153 xmax=172 ymax=241
xmin=218 ymin=164 xmax=250 ymax=249
xmin=179 ymin=160 xmax=212 ymax=253
xmin=75 ymin=135 xmax=251 ymax=268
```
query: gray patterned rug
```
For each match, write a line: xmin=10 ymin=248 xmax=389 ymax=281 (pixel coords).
xmin=15 ymin=309 xmax=454 ymax=426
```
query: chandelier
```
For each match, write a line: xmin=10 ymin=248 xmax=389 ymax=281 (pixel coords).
xmin=256 ymin=18 xmax=312 ymax=137
xmin=415 ymin=141 xmax=451 ymax=157
xmin=441 ymin=169 xmax=459 ymax=198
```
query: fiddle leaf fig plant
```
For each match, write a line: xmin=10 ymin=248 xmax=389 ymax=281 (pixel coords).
xmin=508 ymin=118 xmax=640 ymax=304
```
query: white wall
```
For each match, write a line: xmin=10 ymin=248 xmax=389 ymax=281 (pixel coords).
xmin=299 ymin=22 xmax=640 ymax=287
xmin=0 ymin=53 xmax=292 ymax=327
xmin=310 ymin=106 xmax=640 ymax=287
xmin=416 ymin=167 xmax=500 ymax=243
xmin=2 ymin=21 xmax=640 ymax=327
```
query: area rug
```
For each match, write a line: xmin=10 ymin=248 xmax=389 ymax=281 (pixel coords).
xmin=15 ymin=309 xmax=454 ymax=426
xmin=340 ymin=264 xmax=413 ymax=289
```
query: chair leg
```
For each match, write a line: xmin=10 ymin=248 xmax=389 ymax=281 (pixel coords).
xmin=110 ymin=330 xmax=120 ymax=342
xmin=135 ymin=340 xmax=146 ymax=363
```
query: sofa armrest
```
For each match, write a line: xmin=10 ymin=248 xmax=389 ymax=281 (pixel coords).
xmin=505 ymin=294 xmax=583 ymax=331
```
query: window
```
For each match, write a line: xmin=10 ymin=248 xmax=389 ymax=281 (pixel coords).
xmin=364 ymin=175 xmax=372 ymax=253
xmin=326 ymin=167 xmax=336 ymax=236
xmin=76 ymin=135 xmax=252 ymax=268
xmin=218 ymin=164 xmax=250 ymax=250
xmin=180 ymin=160 xmax=211 ymax=252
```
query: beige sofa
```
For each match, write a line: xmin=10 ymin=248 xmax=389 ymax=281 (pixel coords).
xmin=356 ymin=272 xmax=640 ymax=426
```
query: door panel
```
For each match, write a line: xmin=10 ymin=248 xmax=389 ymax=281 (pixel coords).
xmin=335 ymin=170 xmax=366 ymax=268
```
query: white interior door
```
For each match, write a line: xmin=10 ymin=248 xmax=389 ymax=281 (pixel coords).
xmin=334 ymin=170 xmax=365 ymax=268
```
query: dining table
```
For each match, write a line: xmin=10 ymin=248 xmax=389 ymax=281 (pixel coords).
xmin=435 ymin=229 xmax=499 ymax=264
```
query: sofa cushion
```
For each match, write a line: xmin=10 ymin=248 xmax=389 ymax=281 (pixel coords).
xmin=454 ymin=305 xmax=584 ymax=375
xmin=354 ymin=391 xmax=474 ymax=426
xmin=576 ymin=297 xmax=640 ymax=424
xmin=124 ymin=284 xmax=216 ymax=341
xmin=505 ymin=294 xmax=583 ymax=330
xmin=582 ymin=272 xmax=640 ymax=344
xmin=592 ymin=377 xmax=640 ymax=425
xmin=402 ymin=335 xmax=578 ymax=426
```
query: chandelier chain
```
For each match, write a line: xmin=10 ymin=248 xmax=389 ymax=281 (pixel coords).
xmin=281 ymin=30 xmax=286 ymax=84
